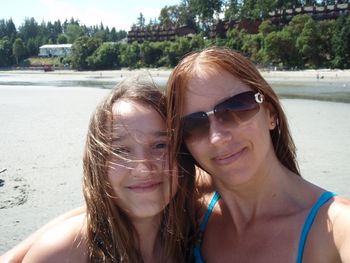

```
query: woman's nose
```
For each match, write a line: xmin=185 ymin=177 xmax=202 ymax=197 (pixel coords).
xmin=208 ymin=117 xmax=232 ymax=145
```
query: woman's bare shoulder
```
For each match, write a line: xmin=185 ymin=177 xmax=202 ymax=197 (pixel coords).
xmin=22 ymin=213 xmax=88 ymax=263
xmin=312 ymin=195 xmax=350 ymax=262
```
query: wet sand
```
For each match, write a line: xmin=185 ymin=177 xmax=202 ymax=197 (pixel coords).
xmin=0 ymin=86 xmax=108 ymax=253
xmin=0 ymin=70 xmax=350 ymax=253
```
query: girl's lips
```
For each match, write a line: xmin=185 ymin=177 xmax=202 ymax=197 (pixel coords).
xmin=213 ymin=147 xmax=246 ymax=166
xmin=127 ymin=182 xmax=162 ymax=193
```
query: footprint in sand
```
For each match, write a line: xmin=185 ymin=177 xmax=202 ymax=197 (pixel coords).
xmin=0 ymin=169 xmax=29 ymax=209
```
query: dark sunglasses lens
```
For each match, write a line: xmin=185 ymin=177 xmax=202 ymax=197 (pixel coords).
xmin=182 ymin=112 xmax=209 ymax=139
xmin=216 ymin=91 xmax=260 ymax=122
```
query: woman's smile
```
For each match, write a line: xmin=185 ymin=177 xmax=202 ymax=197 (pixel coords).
xmin=212 ymin=147 xmax=247 ymax=166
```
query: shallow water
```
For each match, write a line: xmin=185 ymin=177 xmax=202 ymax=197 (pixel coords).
xmin=1 ymin=71 xmax=349 ymax=102
xmin=271 ymin=80 xmax=350 ymax=103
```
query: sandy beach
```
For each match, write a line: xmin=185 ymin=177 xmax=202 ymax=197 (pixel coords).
xmin=0 ymin=69 xmax=350 ymax=253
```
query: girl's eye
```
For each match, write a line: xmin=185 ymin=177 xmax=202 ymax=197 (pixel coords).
xmin=154 ymin=142 xmax=167 ymax=149
xmin=151 ymin=142 xmax=168 ymax=158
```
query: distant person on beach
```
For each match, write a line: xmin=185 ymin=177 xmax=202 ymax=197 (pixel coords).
xmin=1 ymin=78 xmax=195 ymax=262
xmin=3 ymin=47 xmax=350 ymax=263
xmin=166 ymin=47 xmax=350 ymax=262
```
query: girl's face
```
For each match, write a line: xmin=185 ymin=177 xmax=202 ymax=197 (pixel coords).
xmin=107 ymin=99 xmax=177 ymax=220
xmin=181 ymin=69 xmax=276 ymax=189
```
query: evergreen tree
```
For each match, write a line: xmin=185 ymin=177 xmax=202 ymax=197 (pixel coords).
xmin=12 ymin=38 xmax=26 ymax=64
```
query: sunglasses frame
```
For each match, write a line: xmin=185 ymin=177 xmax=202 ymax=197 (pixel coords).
xmin=204 ymin=92 xmax=264 ymax=118
xmin=181 ymin=91 xmax=265 ymax=138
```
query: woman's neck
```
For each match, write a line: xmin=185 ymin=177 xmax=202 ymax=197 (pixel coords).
xmin=214 ymin=157 xmax=303 ymax=234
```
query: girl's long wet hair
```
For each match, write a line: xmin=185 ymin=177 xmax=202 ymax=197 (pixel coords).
xmin=166 ymin=47 xmax=300 ymax=185
xmin=82 ymin=77 xmax=196 ymax=262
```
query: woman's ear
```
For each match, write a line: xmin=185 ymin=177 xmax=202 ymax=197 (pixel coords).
xmin=265 ymin=103 xmax=278 ymax=131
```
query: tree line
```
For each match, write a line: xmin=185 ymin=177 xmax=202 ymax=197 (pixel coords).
xmin=1 ymin=0 xmax=350 ymax=69
xmin=0 ymin=17 xmax=127 ymax=67
xmin=65 ymin=14 xmax=350 ymax=70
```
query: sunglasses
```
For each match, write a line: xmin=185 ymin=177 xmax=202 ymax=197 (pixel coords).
xmin=181 ymin=91 xmax=264 ymax=139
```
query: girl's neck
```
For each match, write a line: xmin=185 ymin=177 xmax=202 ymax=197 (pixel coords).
xmin=132 ymin=215 xmax=162 ymax=263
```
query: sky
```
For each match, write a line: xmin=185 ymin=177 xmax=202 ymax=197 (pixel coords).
xmin=1 ymin=0 xmax=181 ymax=31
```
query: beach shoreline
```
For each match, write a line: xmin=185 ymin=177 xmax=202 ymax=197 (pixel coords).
xmin=1 ymin=67 xmax=350 ymax=79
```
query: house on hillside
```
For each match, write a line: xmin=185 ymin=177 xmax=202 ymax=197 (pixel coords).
xmin=127 ymin=25 xmax=196 ymax=43
xmin=211 ymin=2 xmax=350 ymax=38
xmin=38 ymin=44 xmax=72 ymax=57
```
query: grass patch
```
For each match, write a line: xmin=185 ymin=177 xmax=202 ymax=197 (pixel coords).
xmin=26 ymin=57 xmax=63 ymax=66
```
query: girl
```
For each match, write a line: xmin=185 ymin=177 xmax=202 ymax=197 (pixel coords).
xmin=7 ymin=77 xmax=196 ymax=263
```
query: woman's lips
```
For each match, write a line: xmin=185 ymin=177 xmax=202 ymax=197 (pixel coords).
xmin=213 ymin=147 xmax=246 ymax=166
xmin=127 ymin=182 xmax=162 ymax=193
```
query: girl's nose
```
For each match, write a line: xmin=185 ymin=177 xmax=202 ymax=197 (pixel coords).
xmin=131 ymin=159 xmax=154 ymax=178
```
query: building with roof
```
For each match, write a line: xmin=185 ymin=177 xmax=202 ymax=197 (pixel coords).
xmin=211 ymin=3 xmax=350 ymax=37
xmin=127 ymin=25 xmax=196 ymax=43
xmin=38 ymin=44 xmax=72 ymax=57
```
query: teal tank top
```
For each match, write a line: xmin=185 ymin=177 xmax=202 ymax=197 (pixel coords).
xmin=194 ymin=191 xmax=336 ymax=263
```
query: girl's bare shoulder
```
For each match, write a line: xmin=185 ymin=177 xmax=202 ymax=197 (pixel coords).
xmin=22 ymin=213 xmax=88 ymax=263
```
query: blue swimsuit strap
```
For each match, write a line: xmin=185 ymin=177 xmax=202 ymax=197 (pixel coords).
xmin=194 ymin=191 xmax=221 ymax=263
xmin=296 ymin=191 xmax=337 ymax=263
xmin=199 ymin=191 xmax=221 ymax=232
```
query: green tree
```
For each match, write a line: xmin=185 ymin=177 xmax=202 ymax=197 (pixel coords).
xmin=158 ymin=4 xmax=196 ymax=29
xmin=140 ymin=41 xmax=163 ymax=66
xmin=331 ymin=15 xmax=350 ymax=69
xmin=0 ymin=19 xmax=17 ymax=41
xmin=296 ymin=19 xmax=322 ymax=68
xmin=258 ymin=20 xmax=276 ymax=37
xmin=318 ymin=20 xmax=335 ymax=67
xmin=190 ymin=33 xmax=205 ymax=50
xmin=159 ymin=5 xmax=180 ymax=27
xmin=284 ymin=14 xmax=312 ymax=39
xmin=65 ymin=24 xmax=85 ymax=43
xmin=26 ymin=38 xmax=38 ymax=56
xmin=70 ymin=36 xmax=101 ymax=70
xmin=87 ymin=42 xmax=120 ymax=69
xmin=109 ymin=28 xmax=118 ymax=42
xmin=137 ymin=13 xmax=146 ymax=27
xmin=242 ymin=33 xmax=263 ymax=62
xmin=225 ymin=28 xmax=246 ymax=51
xmin=12 ymin=38 xmax=26 ymax=64
xmin=263 ymin=30 xmax=299 ymax=68
xmin=224 ymin=0 xmax=241 ymax=20
xmin=19 ymin=17 xmax=40 ymax=43
xmin=188 ymin=0 xmax=223 ymax=34
xmin=163 ymin=37 xmax=191 ymax=67
xmin=239 ymin=0 xmax=275 ymax=19
xmin=120 ymin=42 xmax=141 ymax=68
xmin=57 ymin=34 xmax=68 ymax=44
xmin=0 ymin=37 xmax=13 ymax=66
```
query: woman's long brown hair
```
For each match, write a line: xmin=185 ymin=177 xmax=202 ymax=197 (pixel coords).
xmin=166 ymin=47 xmax=300 ymax=190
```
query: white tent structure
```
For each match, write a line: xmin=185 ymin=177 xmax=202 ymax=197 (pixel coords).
xmin=38 ymin=44 xmax=72 ymax=57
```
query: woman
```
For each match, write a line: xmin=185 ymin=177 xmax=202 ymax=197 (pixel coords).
xmin=4 ymin=77 xmax=196 ymax=263
xmin=166 ymin=47 xmax=350 ymax=262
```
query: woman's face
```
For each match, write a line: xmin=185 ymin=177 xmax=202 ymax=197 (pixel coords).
xmin=107 ymin=99 xmax=177 ymax=220
xmin=181 ymin=69 xmax=276 ymax=189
